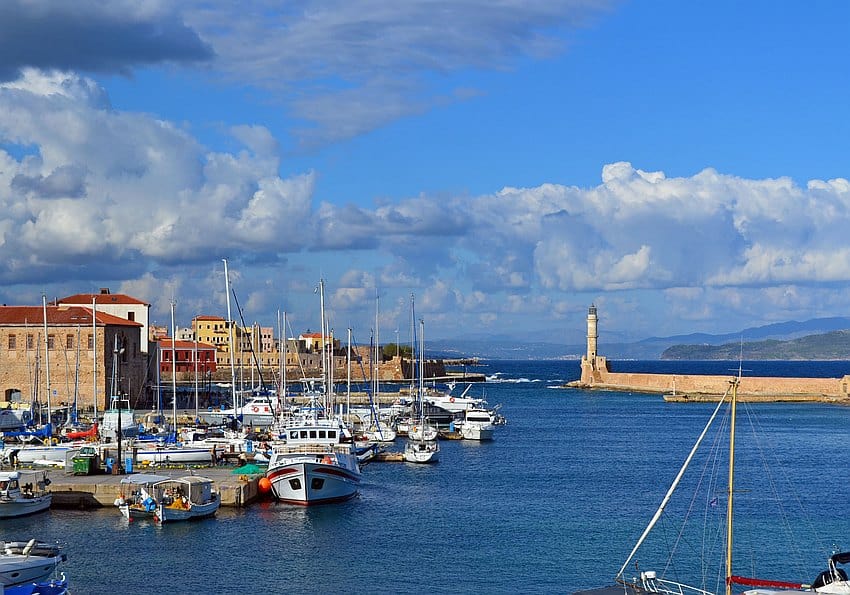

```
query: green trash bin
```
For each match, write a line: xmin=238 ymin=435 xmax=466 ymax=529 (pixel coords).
xmin=72 ymin=457 xmax=91 ymax=476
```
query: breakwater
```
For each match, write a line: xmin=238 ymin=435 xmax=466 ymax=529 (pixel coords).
xmin=567 ymin=356 xmax=850 ymax=402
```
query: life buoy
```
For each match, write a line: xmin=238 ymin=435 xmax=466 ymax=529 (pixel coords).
xmin=251 ymin=406 xmax=259 ymax=413
xmin=449 ymin=397 xmax=456 ymax=403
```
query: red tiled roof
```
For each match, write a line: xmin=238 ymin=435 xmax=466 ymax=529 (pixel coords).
xmin=158 ymin=339 xmax=216 ymax=350
xmin=60 ymin=293 xmax=149 ymax=306
xmin=0 ymin=306 xmax=142 ymax=327
xmin=193 ymin=315 xmax=226 ymax=321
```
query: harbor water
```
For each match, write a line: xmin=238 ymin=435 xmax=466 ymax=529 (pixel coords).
xmin=6 ymin=359 xmax=850 ymax=594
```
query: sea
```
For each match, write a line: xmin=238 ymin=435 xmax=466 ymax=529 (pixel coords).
xmin=8 ymin=359 xmax=850 ymax=595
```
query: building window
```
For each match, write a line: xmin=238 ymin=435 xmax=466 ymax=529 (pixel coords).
xmin=87 ymin=334 xmax=93 ymax=350
xmin=47 ymin=335 xmax=55 ymax=350
xmin=26 ymin=334 xmax=34 ymax=350
xmin=128 ymin=312 xmax=135 ymax=322
xmin=66 ymin=334 xmax=74 ymax=349
xmin=8 ymin=335 xmax=16 ymax=350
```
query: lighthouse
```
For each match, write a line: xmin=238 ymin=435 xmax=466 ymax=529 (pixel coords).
xmin=579 ymin=304 xmax=607 ymax=384
xmin=586 ymin=304 xmax=598 ymax=363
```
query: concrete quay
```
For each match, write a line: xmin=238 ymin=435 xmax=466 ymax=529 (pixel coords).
xmin=43 ymin=466 xmax=262 ymax=509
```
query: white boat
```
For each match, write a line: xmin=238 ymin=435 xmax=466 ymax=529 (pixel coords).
xmin=457 ymin=408 xmax=495 ymax=441
xmin=202 ymin=395 xmax=276 ymax=428
xmin=132 ymin=441 xmax=218 ymax=465
xmin=0 ymin=471 xmax=52 ymax=518
xmin=609 ymin=375 xmax=850 ymax=595
xmin=101 ymin=395 xmax=138 ymax=441
xmin=403 ymin=316 xmax=439 ymax=464
xmin=115 ymin=474 xmax=219 ymax=523
xmin=151 ymin=475 xmax=220 ymax=523
xmin=266 ymin=420 xmax=362 ymax=505
xmin=0 ymin=444 xmax=73 ymax=467
xmin=0 ymin=540 xmax=66 ymax=589
xmin=115 ymin=473 xmax=171 ymax=520
xmin=424 ymin=383 xmax=488 ymax=413
xmin=363 ymin=422 xmax=396 ymax=443
xmin=403 ymin=438 xmax=440 ymax=463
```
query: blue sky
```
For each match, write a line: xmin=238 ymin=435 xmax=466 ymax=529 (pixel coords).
xmin=1 ymin=1 xmax=850 ymax=349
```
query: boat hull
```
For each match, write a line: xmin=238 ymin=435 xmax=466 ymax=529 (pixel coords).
xmin=460 ymin=425 xmax=495 ymax=441
xmin=155 ymin=499 xmax=220 ymax=523
xmin=403 ymin=440 xmax=439 ymax=464
xmin=267 ymin=461 xmax=360 ymax=505
xmin=0 ymin=549 xmax=64 ymax=588
xmin=134 ymin=447 xmax=216 ymax=465
xmin=0 ymin=495 xmax=51 ymax=518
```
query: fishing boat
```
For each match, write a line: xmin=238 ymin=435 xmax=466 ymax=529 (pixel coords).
xmin=0 ymin=540 xmax=66 ymax=588
xmin=266 ymin=417 xmax=362 ymax=505
xmin=0 ymin=471 xmax=52 ymax=518
xmin=150 ymin=475 xmax=220 ymax=523
xmin=115 ymin=473 xmax=170 ymax=520
xmin=115 ymin=474 xmax=219 ymax=523
xmin=604 ymin=376 xmax=850 ymax=595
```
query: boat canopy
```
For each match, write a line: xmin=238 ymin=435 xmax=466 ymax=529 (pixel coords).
xmin=832 ymin=553 xmax=850 ymax=566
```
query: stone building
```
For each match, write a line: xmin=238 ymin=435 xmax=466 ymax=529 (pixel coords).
xmin=0 ymin=305 xmax=147 ymax=412
xmin=59 ymin=288 xmax=151 ymax=354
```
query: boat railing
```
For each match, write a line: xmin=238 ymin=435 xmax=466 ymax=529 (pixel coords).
xmin=619 ymin=573 xmax=715 ymax=595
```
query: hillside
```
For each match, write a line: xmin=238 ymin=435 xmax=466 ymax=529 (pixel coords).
xmin=662 ymin=329 xmax=850 ymax=360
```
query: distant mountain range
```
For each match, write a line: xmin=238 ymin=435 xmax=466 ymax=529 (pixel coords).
xmin=429 ymin=317 xmax=850 ymax=360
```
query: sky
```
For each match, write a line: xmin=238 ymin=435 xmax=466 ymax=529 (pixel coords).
xmin=1 ymin=0 xmax=850 ymax=348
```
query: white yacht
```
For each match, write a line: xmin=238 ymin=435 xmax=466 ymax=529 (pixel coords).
xmin=457 ymin=408 xmax=496 ymax=441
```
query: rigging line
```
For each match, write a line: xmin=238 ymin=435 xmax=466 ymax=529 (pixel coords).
xmin=229 ymin=287 xmax=267 ymax=392
xmin=617 ymin=384 xmax=732 ymax=580
xmin=662 ymin=400 xmax=729 ymax=587
xmin=740 ymin=401 xmax=821 ymax=575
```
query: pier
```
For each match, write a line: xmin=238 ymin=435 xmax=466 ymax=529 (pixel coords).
xmin=566 ymin=305 xmax=850 ymax=403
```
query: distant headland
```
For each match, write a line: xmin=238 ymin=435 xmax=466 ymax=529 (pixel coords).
xmin=565 ymin=305 xmax=850 ymax=403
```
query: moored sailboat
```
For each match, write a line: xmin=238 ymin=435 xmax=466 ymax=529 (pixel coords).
xmin=603 ymin=376 xmax=850 ymax=595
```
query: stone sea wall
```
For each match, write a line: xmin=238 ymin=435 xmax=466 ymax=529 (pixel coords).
xmin=569 ymin=356 xmax=850 ymax=402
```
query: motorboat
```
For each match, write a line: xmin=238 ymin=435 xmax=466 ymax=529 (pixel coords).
xmin=0 ymin=540 xmax=66 ymax=589
xmin=457 ymin=408 xmax=496 ymax=441
xmin=115 ymin=474 xmax=219 ymax=523
xmin=0 ymin=471 xmax=52 ymax=518
xmin=266 ymin=420 xmax=362 ymax=505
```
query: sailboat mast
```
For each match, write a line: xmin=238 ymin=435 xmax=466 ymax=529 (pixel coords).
xmin=42 ymin=294 xmax=52 ymax=429
xmin=725 ymin=376 xmax=739 ymax=595
xmin=92 ymin=297 xmax=98 ymax=423
xmin=170 ymin=300 xmax=178 ymax=435
xmin=223 ymin=259 xmax=238 ymax=412
xmin=318 ymin=279 xmax=328 ymax=411
xmin=419 ymin=318 xmax=424 ymax=427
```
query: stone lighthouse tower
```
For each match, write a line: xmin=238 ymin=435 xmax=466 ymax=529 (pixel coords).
xmin=586 ymin=304 xmax=598 ymax=362
xmin=579 ymin=304 xmax=607 ymax=384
